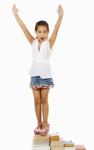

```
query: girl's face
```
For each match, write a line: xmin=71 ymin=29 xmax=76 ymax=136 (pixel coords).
xmin=36 ymin=25 xmax=49 ymax=43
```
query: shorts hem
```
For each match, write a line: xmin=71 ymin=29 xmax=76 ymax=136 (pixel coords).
xmin=30 ymin=85 xmax=54 ymax=89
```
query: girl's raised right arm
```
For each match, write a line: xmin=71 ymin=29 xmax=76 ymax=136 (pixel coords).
xmin=12 ymin=4 xmax=35 ymax=44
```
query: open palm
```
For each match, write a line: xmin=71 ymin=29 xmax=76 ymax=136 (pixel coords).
xmin=57 ymin=5 xmax=64 ymax=18
xmin=12 ymin=4 xmax=19 ymax=16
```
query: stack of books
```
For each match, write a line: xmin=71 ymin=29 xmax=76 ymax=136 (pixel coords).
xmin=32 ymin=135 xmax=50 ymax=150
xmin=32 ymin=133 xmax=86 ymax=150
xmin=49 ymin=133 xmax=64 ymax=150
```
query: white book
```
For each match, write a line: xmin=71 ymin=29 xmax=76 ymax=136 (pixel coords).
xmin=49 ymin=132 xmax=59 ymax=136
xmin=64 ymin=140 xmax=73 ymax=144
xmin=32 ymin=144 xmax=49 ymax=147
xmin=64 ymin=147 xmax=75 ymax=150
xmin=32 ymin=147 xmax=50 ymax=150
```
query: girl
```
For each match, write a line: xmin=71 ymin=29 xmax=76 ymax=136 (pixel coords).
xmin=12 ymin=4 xmax=64 ymax=136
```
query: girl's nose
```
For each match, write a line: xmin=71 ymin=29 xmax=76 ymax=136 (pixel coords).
xmin=41 ymin=33 xmax=44 ymax=36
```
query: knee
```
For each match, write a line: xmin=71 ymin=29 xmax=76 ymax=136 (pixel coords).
xmin=34 ymin=98 xmax=41 ymax=105
xmin=41 ymin=98 xmax=48 ymax=105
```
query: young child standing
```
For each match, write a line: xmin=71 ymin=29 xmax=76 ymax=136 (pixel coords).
xmin=12 ymin=4 xmax=64 ymax=136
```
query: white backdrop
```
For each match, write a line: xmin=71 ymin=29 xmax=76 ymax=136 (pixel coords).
xmin=0 ymin=0 xmax=94 ymax=150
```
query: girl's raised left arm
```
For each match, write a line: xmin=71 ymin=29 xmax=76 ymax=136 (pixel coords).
xmin=49 ymin=5 xmax=64 ymax=48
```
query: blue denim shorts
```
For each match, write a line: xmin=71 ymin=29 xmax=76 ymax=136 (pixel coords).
xmin=29 ymin=76 xmax=54 ymax=89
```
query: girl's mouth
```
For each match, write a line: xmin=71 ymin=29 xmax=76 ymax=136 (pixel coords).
xmin=41 ymin=37 xmax=45 ymax=40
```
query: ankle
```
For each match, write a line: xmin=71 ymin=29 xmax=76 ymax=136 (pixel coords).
xmin=38 ymin=122 xmax=42 ymax=127
xmin=42 ymin=122 xmax=49 ymax=127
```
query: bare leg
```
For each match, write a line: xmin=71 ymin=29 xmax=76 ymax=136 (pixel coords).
xmin=40 ymin=88 xmax=50 ymax=124
xmin=32 ymin=88 xmax=41 ymax=124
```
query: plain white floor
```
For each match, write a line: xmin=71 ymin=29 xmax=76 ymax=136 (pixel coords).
xmin=0 ymin=0 xmax=94 ymax=150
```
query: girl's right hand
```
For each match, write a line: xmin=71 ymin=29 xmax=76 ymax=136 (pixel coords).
xmin=12 ymin=4 xmax=19 ymax=16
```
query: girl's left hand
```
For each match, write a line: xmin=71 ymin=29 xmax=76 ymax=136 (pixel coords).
xmin=57 ymin=5 xmax=64 ymax=18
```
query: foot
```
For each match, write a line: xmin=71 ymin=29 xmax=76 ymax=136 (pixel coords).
xmin=40 ymin=123 xmax=50 ymax=136
xmin=34 ymin=122 xmax=42 ymax=135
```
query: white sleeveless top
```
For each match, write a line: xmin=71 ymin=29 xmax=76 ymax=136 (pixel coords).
xmin=29 ymin=38 xmax=53 ymax=79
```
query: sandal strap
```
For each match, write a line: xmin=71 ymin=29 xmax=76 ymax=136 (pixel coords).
xmin=40 ymin=123 xmax=50 ymax=133
xmin=42 ymin=123 xmax=50 ymax=129
xmin=42 ymin=123 xmax=49 ymax=126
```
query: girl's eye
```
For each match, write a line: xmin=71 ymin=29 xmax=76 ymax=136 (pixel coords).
xmin=44 ymin=31 xmax=46 ymax=33
xmin=38 ymin=31 xmax=41 ymax=33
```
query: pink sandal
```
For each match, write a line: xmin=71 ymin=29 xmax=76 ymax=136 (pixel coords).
xmin=40 ymin=123 xmax=50 ymax=136
xmin=34 ymin=122 xmax=42 ymax=135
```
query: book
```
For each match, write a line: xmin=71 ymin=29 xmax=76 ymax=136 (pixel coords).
xmin=51 ymin=148 xmax=64 ymax=150
xmin=64 ymin=147 xmax=75 ymax=150
xmin=63 ymin=140 xmax=75 ymax=147
xmin=50 ymin=141 xmax=64 ymax=147
xmin=32 ymin=147 xmax=50 ymax=150
xmin=76 ymin=145 xmax=86 ymax=150
xmin=33 ymin=135 xmax=49 ymax=141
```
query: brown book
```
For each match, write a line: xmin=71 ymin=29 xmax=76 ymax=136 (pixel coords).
xmin=33 ymin=135 xmax=49 ymax=140
xmin=49 ymin=135 xmax=60 ymax=141
xmin=33 ymin=135 xmax=49 ymax=142
xmin=64 ymin=143 xmax=74 ymax=147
